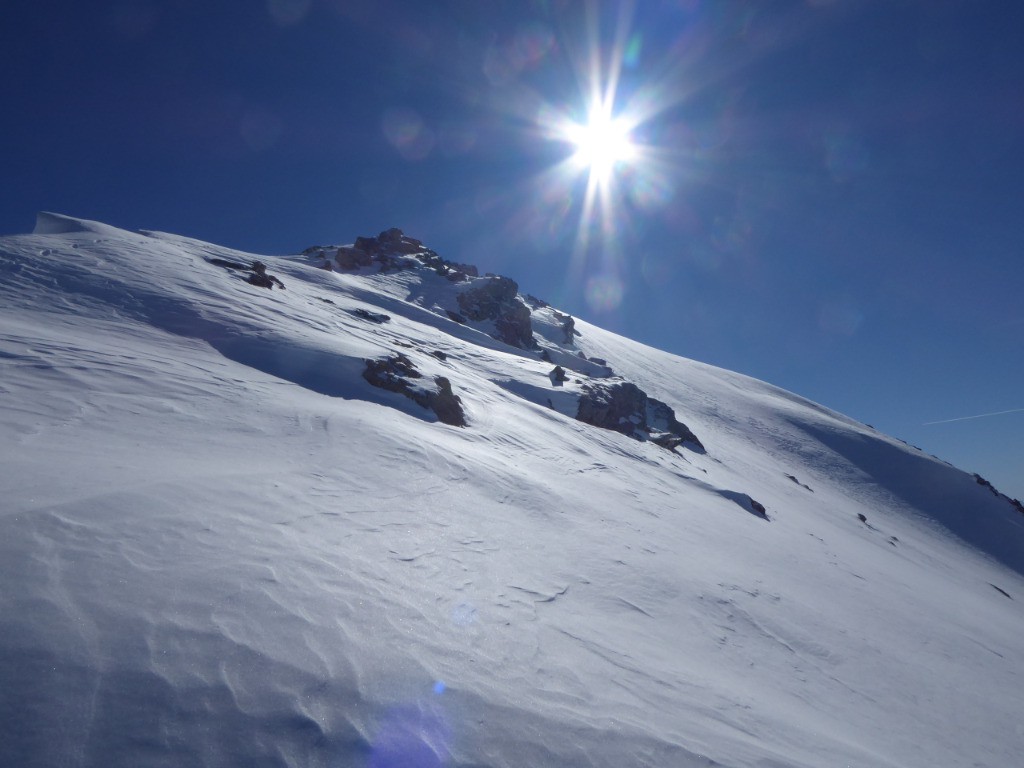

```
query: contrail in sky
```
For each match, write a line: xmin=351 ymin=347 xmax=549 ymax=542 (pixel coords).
xmin=923 ymin=408 xmax=1024 ymax=426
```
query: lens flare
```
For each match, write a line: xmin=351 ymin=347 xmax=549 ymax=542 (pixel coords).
xmin=564 ymin=107 xmax=636 ymax=184
xmin=485 ymin=3 xmax=715 ymax=314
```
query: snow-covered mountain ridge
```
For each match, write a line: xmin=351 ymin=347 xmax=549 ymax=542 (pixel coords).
xmin=2 ymin=212 xmax=1022 ymax=768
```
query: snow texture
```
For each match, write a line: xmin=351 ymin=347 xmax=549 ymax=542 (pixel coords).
xmin=2 ymin=216 xmax=1023 ymax=768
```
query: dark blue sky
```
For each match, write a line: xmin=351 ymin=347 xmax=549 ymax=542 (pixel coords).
xmin=3 ymin=0 xmax=1023 ymax=499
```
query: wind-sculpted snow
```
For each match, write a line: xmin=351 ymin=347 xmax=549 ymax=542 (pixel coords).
xmin=1 ymin=216 xmax=1023 ymax=768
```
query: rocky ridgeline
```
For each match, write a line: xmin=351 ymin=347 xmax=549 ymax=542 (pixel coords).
xmin=304 ymin=228 xmax=703 ymax=453
xmin=307 ymin=227 xmax=537 ymax=351
xmin=975 ymin=474 xmax=1024 ymax=517
xmin=304 ymin=227 xmax=479 ymax=280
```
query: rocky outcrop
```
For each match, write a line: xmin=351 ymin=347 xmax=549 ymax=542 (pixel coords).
xmin=348 ymin=308 xmax=390 ymax=324
xmin=415 ymin=249 xmax=478 ymax=282
xmin=975 ymin=474 xmax=1024 ymax=517
xmin=576 ymin=381 xmax=702 ymax=452
xmin=457 ymin=276 xmax=536 ymax=349
xmin=457 ymin=276 xmax=518 ymax=319
xmin=549 ymin=366 xmax=568 ymax=386
xmin=429 ymin=376 xmax=465 ymax=427
xmin=310 ymin=228 xmax=484 ymax=283
xmin=246 ymin=261 xmax=286 ymax=289
xmin=207 ymin=257 xmax=285 ymax=289
xmin=576 ymin=382 xmax=647 ymax=437
xmin=552 ymin=311 xmax=578 ymax=344
xmin=647 ymin=398 xmax=704 ymax=451
xmin=748 ymin=496 xmax=768 ymax=519
xmin=335 ymin=246 xmax=374 ymax=269
xmin=362 ymin=353 xmax=466 ymax=426
xmin=329 ymin=228 xmax=426 ymax=272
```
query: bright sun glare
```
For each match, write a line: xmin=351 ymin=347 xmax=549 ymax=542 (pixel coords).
xmin=526 ymin=5 xmax=683 ymax=312
xmin=565 ymin=108 xmax=636 ymax=182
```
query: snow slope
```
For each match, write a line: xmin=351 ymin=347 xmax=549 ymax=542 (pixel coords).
xmin=2 ymin=213 xmax=1022 ymax=768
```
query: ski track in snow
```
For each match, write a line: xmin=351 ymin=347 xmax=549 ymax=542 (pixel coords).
xmin=1 ymin=214 xmax=1023 ymax=768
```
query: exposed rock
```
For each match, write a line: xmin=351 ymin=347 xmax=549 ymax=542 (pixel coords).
xmin=720 ymin=490 xmax=770 ymax=520
xmin=354 ymin=235 xmax=380 ymax=254
xmin=430 ymin=350 xmax=448 ymax=361
xmin=974 ymin=473 xmax=1024 ymax=516
xmin=647 ymin=398 xmax=704 ymax=451
xmin=246 ymin=261 xmax=285 ymax=289
xmin=428 ymin=376 xmax=466 ymax=427
xmin=457 ymin=276 xmax=519 ymax=320
xmin=209 ymin=256 xmax=284 ymax=289
xmin=335 ymin=246 xmax=373 ymax=269
xmin=552 ymin=311 xmax=578 ymax=344
xmin=576 ymin=381 xmax=703 ymax=451
xmin=348 ymin=308 xmax=390 ymax=324
xmin=456 ymin=276 xmax=536 ymax=349
xmin=785 ymin=473 xmax=814 ymax=492
xmin=651 ymin=433 xmax=684 ymax=451
xmin=576 ymin=382 xmax=647 ymax=437
xmin=975 ymin=474 xmax=998 ymax=495
xmin=375 ymin=252 xmax=418 ymax=273
xmin=447 ymin=310 xmax=467 ymax=324
xmin=363 ymin=353 xmax=421 ymax=387
xmin=493 ymin=299 xmax=535 ymax=348
xmin=448 ymin=262 xmax=479 ymax=278
xmin=362 ymin=354 xmax=466 ymax=427
xmin=549 ymin=365 xmax=568 ymax=386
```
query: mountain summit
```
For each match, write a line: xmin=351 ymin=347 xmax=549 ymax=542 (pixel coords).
xmin=2 ymin=214 xmax=1022 ymax=768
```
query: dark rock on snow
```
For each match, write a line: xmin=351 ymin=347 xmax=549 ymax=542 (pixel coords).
xmin=246 ymin=261 xmax=285 ymax=289
xmin=363 ymin=354 xmax=466 ymax=426
xmin=552 ymin=311 xmax=579 ymax=344
xmin=576 ymin=381 xmax=702 ymax=452
xmin=577 ymin=382 xmax=648 ymax=437
xmin=208 ymin=257 xmax=284 ymax=289
xmin=335 ymin=246 xmax=374 ymax=269
xmin=457 ymin=276 xmax=536 ymax=349
xmin=349 ymin=308 xmax=391 ymax=324
xmin=429 ymin=377 xmax=466 ymax=427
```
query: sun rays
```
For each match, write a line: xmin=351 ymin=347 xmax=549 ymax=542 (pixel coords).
xmin=562 ymin=106 xmax=637 ymax=186
xmin=532 ymin=7 xmax=666 ymax=313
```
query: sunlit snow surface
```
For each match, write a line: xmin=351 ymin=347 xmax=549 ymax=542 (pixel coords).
xmin=2 ymin=213 xmax=1023 ymax=767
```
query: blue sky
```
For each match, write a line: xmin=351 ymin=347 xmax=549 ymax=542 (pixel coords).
xmin=2 ymin=0 xmax=1022 ymax=500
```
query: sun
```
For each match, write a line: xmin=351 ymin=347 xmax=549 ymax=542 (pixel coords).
xmin=564 ymin=108 xmax=636 ymax=183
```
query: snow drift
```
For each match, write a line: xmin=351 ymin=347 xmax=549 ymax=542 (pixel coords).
xmin=1 ymin=216 xmax=1022 ymax=768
